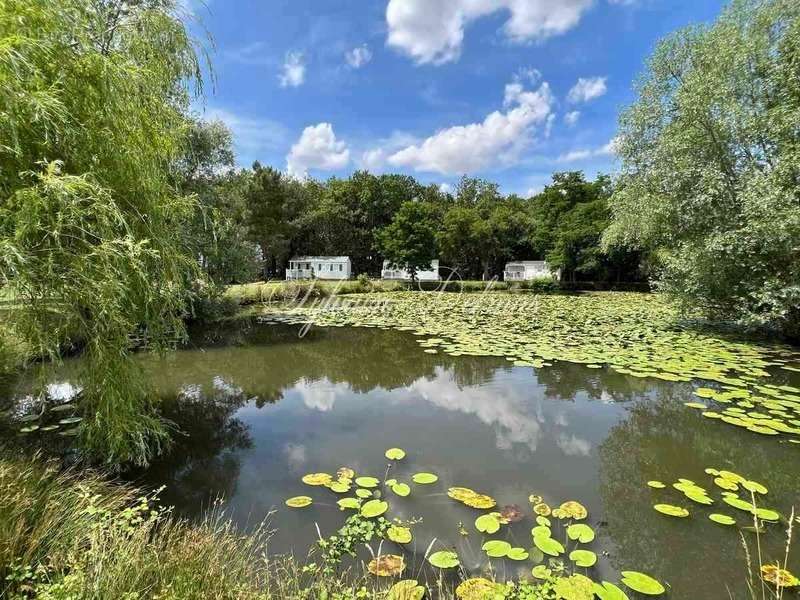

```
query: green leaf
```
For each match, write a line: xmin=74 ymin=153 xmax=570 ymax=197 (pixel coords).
xmin=385 ymin=448 xmax=406 ymax=460
xmin=360 ymin=499 xmax=388 ymax=518
xmin=412 ymin=472 xmax=438 ymax=484
xmin=427 ymin=550 xmax=459 ymax=569
xmin=569 ymin=549 xmax=597 ymax=568
xmin=482 ymin=540 xmax=512 ymax=558
xmin=621 ymin=571 xmax=665 ymax=595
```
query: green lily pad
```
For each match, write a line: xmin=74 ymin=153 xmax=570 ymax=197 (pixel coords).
xmin=387 ymin=525 xmax=412 ymax=544
xmin=428 ymin=550 xmax=459 ymax=569
xmin=388 ymin=580 xmax=425 ymax=600
xmin=482 ymin=540 xmax=512 ymax=558
xmin=475 ymin=513 xmax=501 ymax=534
xmin=507 ymin=547 xmax=529 ymax=561
xmin=355 ymin=488 xmax=372 ymax=499
xmin=567 ymin=523 xmax=595 ymax=544
xmin=709 ymin=513 xmax=736 ymax=526
xmin=337 ymin=498 xmax=361 ymax=510
xmin=533 ymin=534 xmax=564 ymax=557
xmin=355 ymin=476 xmax=380 ymax=488
xmin=285 ymin=496 xmax=312 ymax=508
xmin=391 ymin=483 xmax=411 ymax=497
xmin=621 ymin=571 xmax=665 ymax=595
xmin=532 ymin=565 xmax=552 ymax=580
xmin=360 ymin=499 xmax=388 ymax=518
xmin=653 ymin=504 xmax=689 ymax=518
xmin=593 ymin=582 xmax=630 ymax=600
xmin=646 ymin=481 xmax=666 ymax=489
xmin=412 ymin=472 xmax=438 ymax=484
xmin=385 ymin=448 xmax=406 ymax=460
xmin=569 ymin=549 xmax=597 ymax=568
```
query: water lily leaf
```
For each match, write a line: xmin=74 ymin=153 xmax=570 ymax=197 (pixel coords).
xmin=391 ymin=483 xmax=411 ymax=497
xmin=368 ymin=554 xmax=405 ymax=577
xmin=428 ymin=550 xmax=459 ymax=569
xmin=475 ymin=513 xmax=501 ymax=534
xmin=532 ymin=565 xmax=552 ymax=580
xmin=361 ymin=499 xmax=388 ymax=518
xmin=621 ymin=571 xmax=665 ymax=595
xmin=58 ymin=416 xmax=82 ymax=425
xmin=456 ymin=578 xmax=503 ymax=599
xmin=337 ymin=498 xmax=361 ymax=510
xmin=388 ymin=579 xmax=425 ymax=600
xmin=19 ymin=425 xmax=39 ymax=433
xmin=559 ymin=501 xmax=588 ymax=520
xmin=646 ymin=481 xmax=666 ymax=489
xmin=593 ymin=582 xmax=630 ymax=600
xmin=742 ymin=480 xmax=768 ymax=495
xmin=709 ymin=513 xmax=736 ymax=526
xmin=533 ymin=502 xmax=551 ymax=516
xmin=533 ymin=534 xmax=564 ymax=557
xmin=385 ymin=448 xmax=406 ymax=460
xmin=569 ymin=549 xmax=597 ymax=568
xmin=337 ymin=467 xmax=355 ymax=480
xmin=653 ymin=504 xmax=689 ymax=518
xmin=753 ymin=507 xmax=780 ymax=521
xmin=554 ymin=574 xmax=595 ymax=600
xmin=719 ymin=470 xmax=745 ymax=483
xmin=714 ymin=477 xmax=739 ymax=491
xmin=356 ymin=476 xmax=379 ymax=488
xmin=567 ymin=523 xmax=595 ymax=543
xmin=499 ymin=504 xmax=524 ymax=523
xmin=356 ymin=488 xmax=372 ymax=499
xmin=285 ymin=496 xmax=312 ymax=508
xmin=387 ymin=525 xmax=412 ymax=544
xmin=447 ymin=487 xmax=496 ymax=509
xmin=328 ymin=480 xmax=351 ymax=493
xmin=507 ymin=547 xmax=529 ymax=561
xmin=536 ymin=516 xmax=551 ymax=527
xmin=412 ymin=473 xmax=438 ymax=484
xmin=482 ymin=540 xmax=512 ymax=558
xmin=302 ymin=473 xmax=332 ymax=486
xmin=761 ymin=565 xmax=800 ymax=588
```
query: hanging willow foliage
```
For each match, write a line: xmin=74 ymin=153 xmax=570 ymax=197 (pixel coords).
xmin=0 ymin=0 xmax=206 ymax=466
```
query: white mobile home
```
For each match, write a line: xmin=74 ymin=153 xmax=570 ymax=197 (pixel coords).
xmin=381 ymin=259 xmax=441 ymax=282
xmin=503 ymin=260 xmax=558 ymax=281
xmin=286 ymin=256 xmax=351 ymax=281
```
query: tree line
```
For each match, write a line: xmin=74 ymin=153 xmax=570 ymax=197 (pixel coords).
xmin=182 ymin=128 xmax=644 ymax=285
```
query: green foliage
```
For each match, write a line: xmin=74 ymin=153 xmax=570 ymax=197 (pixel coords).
xmin=0 ymin=0 xmax=204 ymax=465
xmin=377 ymin=201 xmax=439 ymax=282
xmin=317 ymin=513 xmax=391 ymax=576
xmin=604 ymin=0 xmax=800 ymax=337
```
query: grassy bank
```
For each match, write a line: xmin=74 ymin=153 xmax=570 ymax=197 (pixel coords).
xmin=0 ymin=453 xmax=387 ymax=600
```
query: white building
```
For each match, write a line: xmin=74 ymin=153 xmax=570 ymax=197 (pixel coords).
xmin=286 ymin=256 xmax=351 ymax=281
xmin=381 ymin=259 xmax=440 ymax=282
xmin=503 ymin=260 xmax=558 ymax=281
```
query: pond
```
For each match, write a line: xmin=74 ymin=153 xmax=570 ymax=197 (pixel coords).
xmin=2 ymin=311 xmax=800 ymax=598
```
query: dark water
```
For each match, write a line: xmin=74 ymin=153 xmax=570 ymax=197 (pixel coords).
xmin=3 ymin=320 xmax=799 ymax=598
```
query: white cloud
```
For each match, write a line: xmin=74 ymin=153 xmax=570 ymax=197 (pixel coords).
xmin=287 ymin=123 xmax=350 ymax=178
xmin=557 ymin=136 xmax=620 ymax=162
xmin=358 ymin=131 xmax=420 ymax=172
xmin=564 ymin=110 xmax=581 ymax=126
xmin=385 ymin=78 xmax=554 ymax=175
xmin=202 ymin=107 xmax=289 ymax=164
xmin=567 ymin=76 xmax=608 ymax=103
xmin=345 ymin=45 xmax=373 ymax=69
xmin=279 ymin=51 xmax=306 ymax=88
xmin=386 ymin=0 xmax=594 ymax=65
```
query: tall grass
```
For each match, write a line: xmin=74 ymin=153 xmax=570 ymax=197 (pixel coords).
xmin=0 ymin=453 xmax=385 ymax=599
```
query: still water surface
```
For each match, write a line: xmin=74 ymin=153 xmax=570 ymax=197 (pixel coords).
xmin=5 ymin=319 xmax=799 ymax=597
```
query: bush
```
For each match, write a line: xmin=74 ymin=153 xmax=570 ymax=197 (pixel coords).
xmin=514 ymin=277 xmax=558 ymax=293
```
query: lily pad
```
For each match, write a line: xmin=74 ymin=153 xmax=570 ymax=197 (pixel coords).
xmin=337 ymin=498 xmax=361 ymax=510
xmin=285 ymin=496 xmax=313 ymax=508
xmin=569 ymin=549 xmax=598 ymax=568
xmin=532 ymin=565 xmax=552 ymax=580
xmin=387 ymin=525 xmax=412 ymax=544
xmin=593 ymin=581 xmax=630 ymax=600
xmin=391 ymin=483 xmax=411 ymax=497
xmin=482 ymin=540 xmax=512 ymax=558
xmin=761 ymin=565 xmax=800 ymax=588
xmin=475 ymin=513 xmax=501 ymax=534
xmin=559 ymin=501 xmax=588 ymax=520
xmin=456 ymin=578 xmax=503 ymax=599
xmin=368 ymin=554 xmax=405 ymax=577
xmin=554 ymin=574 xmax=595 ymax=600
xmin=361 ymin=499 xmax=388 ymax=518
xmin=302 ymin=473 xmax=332 ymax=486
xmin=385 ymin=448 xmax=406 ymax=460
xmin=653 ymin=504 xmax=689 ymax=518
xmin=708 ymin=513 xmax=736 ymax=526
xmin=388 ymin=580 xmax=425 ymax=600
xmin=355 ymin=476 xmax=380 ymax=488
xmin=567 ymin=523 xmax=595 ymax=543
xmin=507 ymin=547 xmax=529 ymax=561
xmin=428 ymin=550 xmax=459 ymax=569
xmin=621 ymin=571 xmax=665 ymax=595
xmin=533 ymin=534 xmax=565 ymax=557
xmin=412 ymin=472 xmax=438 ymax=485
xmin=356 ymin=488 xmax=373 ymax=499
xmin=646 ymin=481 xmax=666 ymax=489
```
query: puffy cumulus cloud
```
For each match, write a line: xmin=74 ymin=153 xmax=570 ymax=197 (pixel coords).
xmin=287 ymin=123 xmax=350 ymax=178
xmin=557 ymin=136 xmax=620 ymax=163
xmin=567 ymin=76 xmax=608 ymax=103
xmin=385 ymin=78 xmax=554 ymax=175
xmin=279 ymin=51 xmax=306 ymax=88
xmin=386 ymin=0 xmax=594 ymax=65
xmin=345 ymin=44 xmax=373 ymax=68
xmin=203 ymin=107 xmax=289 ymax=161
xmin=564 ymin=110 xmax=581 ymax=126
xmin=357 ymin=130 xmax=420 ymax=172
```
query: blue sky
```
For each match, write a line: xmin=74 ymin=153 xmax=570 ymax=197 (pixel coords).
xmin=187 ymin=0 xmax=725 ymax=196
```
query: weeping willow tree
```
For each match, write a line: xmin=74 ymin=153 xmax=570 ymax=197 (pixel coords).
xmin=0 ymin=0 xmax=205 ymax=466
xmin=603 ymin=0 xmax=800 ymax=337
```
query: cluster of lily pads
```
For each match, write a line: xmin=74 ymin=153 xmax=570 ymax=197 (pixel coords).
xmin=262 ymin=292 xmax=800 ymax=442
xmin=6 ymin=395 xmax=83 ymax=436
xmin=647 ymin=468 xmax=799 ymax=588
xmin=285 ymin=446 xmax=667 ymax=599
